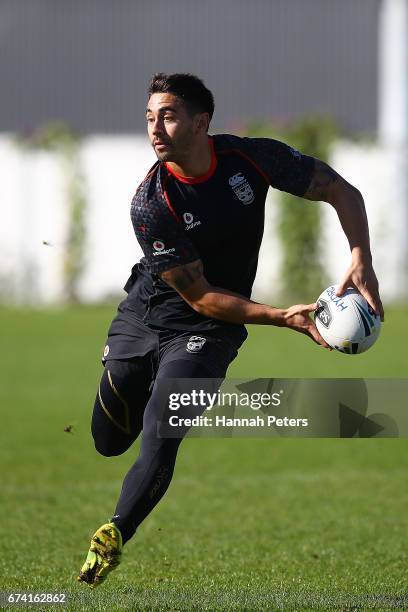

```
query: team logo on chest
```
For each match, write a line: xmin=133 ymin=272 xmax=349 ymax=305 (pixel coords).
xmin=228 ymin=173 xmax=255 ymax=205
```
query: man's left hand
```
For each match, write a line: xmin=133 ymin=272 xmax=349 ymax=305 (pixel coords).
xmin=336 ymin=258 xmax=384 ymax=321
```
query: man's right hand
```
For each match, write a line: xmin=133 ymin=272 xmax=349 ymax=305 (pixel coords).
xmin=284 ymin=303 xmax=331 ymax=349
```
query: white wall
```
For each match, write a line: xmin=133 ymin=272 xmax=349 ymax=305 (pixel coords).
xmin=0 ymin=138 xmax=68 ymax=303
xmin=77 ymin=137 xmax=156 ymax=301
xmin=325 ymin=141 xmax=403 ymax=301
xmin=0 ymin=135 xmax=403 ymax=305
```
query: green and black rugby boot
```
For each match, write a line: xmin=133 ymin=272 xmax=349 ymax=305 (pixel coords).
xmin=77 ymin=522 xmax=122 ymax=588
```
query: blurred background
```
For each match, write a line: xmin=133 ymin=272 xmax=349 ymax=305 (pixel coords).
xmin=1 ymin=0 xmax=407 ymax=306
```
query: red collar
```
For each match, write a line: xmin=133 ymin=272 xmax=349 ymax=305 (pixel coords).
xmin=164 ymin=137 xmax=217 ymax=184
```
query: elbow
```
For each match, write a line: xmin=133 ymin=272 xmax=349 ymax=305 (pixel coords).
xmin=184 ymin=290 xmax=214 ymax=317
xmin=330 ymin=181 xmax=364 ymax=208
xmin=349 ymin=185 xmax=363 ymax=202
xmin=182 ymin=283 xmax=215 ymax=318
xmin=188 ymin=298 xmax=209 ymax=317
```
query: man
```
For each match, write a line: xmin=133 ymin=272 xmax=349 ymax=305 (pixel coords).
xmin=77 ymin=73 xmax=383 ymax=587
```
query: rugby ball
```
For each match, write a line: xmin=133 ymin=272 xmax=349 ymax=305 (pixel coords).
xmin=314 ymin=285 xmax=381 ymax=354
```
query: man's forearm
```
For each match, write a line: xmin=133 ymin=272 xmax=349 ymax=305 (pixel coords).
xmin=190 ymin=286 xmax=286 ymax=325
xmin=303 ymin=159 xmax=372 ymax=261
xmin=160 ymin=262 xmax=327 ymax=345
xmin=330 ymin=182 xmax=372 ymax=261
xmin=188 ymin=287 xmax=327 ymax=347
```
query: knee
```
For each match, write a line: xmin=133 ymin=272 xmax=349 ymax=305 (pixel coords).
xmin=93 ymin=435 xmax=129 ymax=457
xmin=91 ymin=413 xmax=134 ymax=456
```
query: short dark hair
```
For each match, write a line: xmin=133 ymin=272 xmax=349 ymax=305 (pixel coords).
xmin=148 ymin=73 xmax=215 ymax=124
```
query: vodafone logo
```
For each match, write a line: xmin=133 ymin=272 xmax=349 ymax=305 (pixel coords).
xmin=183 ymin=211 xmax=202 ymax=231
xmin=183 ymin=212 xmax=194 ymax=224
xmin=153 ymin=240 xmax=165 ymax=252
xmin=152 ymin=239 xmax=175 ymax=257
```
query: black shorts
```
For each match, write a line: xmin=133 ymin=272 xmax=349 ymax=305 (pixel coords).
xmin=101 ymin=307 xmax=246 ymax=379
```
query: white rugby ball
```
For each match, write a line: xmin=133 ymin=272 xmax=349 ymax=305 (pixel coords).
xmin=314 ymin=285 xmax=381 ymax=354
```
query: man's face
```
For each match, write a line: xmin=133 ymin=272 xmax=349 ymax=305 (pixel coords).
xmin=146 ymin=93 xmax=199 ymax=163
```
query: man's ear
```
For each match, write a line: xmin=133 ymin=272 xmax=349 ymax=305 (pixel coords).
xmin=195 ymin=112 xmax=210 ymax=133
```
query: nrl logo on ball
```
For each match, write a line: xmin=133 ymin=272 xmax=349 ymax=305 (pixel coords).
xmin=315 ymin=299 xmax=332 ymax=329
xmin=228 ymin=173 xmax=255 ymax=205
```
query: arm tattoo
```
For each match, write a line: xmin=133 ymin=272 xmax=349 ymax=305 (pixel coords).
xmin=304 ymin=159 xmax=338 ymax=201
xmin=160 ymin=259 xmax=204 ymax=292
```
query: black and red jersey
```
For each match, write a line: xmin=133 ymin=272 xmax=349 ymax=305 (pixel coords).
xmin=119 ymin=133 xmax=314 ymax=341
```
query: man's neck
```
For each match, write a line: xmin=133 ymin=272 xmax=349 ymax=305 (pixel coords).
xmin=165 ymin=136 xmax=212 ymax=178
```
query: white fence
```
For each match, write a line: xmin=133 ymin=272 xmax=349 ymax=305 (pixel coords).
xmin=0 ymin=135 xmax=405 ymax=305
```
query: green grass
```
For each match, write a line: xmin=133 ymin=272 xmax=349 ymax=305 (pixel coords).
xmin=0 ymin=305 xmax=407 ymax=611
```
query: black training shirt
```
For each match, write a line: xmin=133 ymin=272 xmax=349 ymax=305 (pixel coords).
xmin=120 ymin=133 xmax=314 ymax=341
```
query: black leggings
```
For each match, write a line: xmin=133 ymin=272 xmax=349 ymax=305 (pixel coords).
xmin=91 ymin=357 xmax=221 ymax=544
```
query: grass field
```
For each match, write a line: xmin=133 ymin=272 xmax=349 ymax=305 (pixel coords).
xmin=0 ymin=305 xmax=407 ymax=611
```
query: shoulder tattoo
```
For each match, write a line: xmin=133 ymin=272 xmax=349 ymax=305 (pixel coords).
xmin=304 ymin=159 xmax=338 ymax=201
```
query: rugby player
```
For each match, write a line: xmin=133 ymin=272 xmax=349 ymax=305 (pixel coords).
xmin=77 ymin=73 xmax=383 ymax=587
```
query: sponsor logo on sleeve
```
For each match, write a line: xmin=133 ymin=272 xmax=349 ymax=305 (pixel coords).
xmin=153 ymin=240 xmax=165 ymax=251
xmin=152 ymin=240 xmax=175 ymax=256
xmin=228 ymin=173 xmax=255 ymax=205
